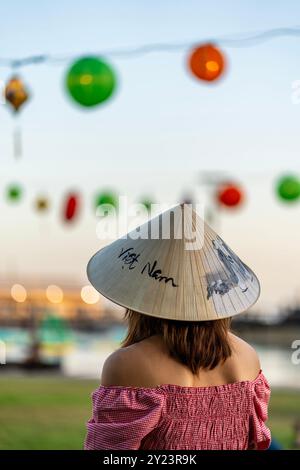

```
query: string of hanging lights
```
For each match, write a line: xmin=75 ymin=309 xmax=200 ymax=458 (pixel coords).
xmin=4 ymin=184 xmax=157 ymax=223
xmin=1 ymin=26 xmax=300 ymax=159
xmin=4 ymin=173 xmax=300 ymax=226
xmin=1 ymin=26 xmax=300 ymax=68
xmin=1 ymin=26 xmax=300 ymax=210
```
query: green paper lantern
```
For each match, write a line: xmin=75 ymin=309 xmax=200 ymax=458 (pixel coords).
xmin=66 ymin=57 xmax=116 ymax=107
xmin=6 ymin=184 xmax=22 ymax=202
xmin=95 ymin=192 xmax=118 ymax=211
xmin=276 ymin=175 xmax=300 ymax=202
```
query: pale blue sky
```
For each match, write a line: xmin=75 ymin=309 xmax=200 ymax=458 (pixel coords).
xmin=1 ymin=1 xmax=300 ymax=310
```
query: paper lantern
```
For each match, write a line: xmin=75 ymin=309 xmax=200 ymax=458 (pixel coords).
xmin=217 ymin=184 xmax=243 ymax=208
xmin=35 ymin=197 xmax=50 ymax=213
xmin=276 ymin=175 xmax=300 ymax=202
xmin=188 ymin=44 xmax=226 ymax=82
xmin=95 ymin=192 xmax=118 ymax=210
xmin=66 ymin=57 xmax=116 ymax=107
xmin=5 ymin=75 xmax=30 ymax=158
xmin=63 ymin=193 xmax=80 ymax=222
xmin=5 ymin=76 xmax=29 ymax=113
xmin=6 ymin=184 xmax=22 ymax=202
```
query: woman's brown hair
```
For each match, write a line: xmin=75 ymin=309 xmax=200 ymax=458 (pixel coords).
xmin=121 ymin=309 xmax=232 ymax=374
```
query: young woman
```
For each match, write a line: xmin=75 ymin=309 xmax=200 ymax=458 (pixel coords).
xmin=84 ymin=204 xmax=271 ymax=450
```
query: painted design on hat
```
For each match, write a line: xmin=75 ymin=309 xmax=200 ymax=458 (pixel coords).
xmin=207 ymin=236 xmax=253 ymax=299
xmin=118 ymin=246 xmax=178 ymax=287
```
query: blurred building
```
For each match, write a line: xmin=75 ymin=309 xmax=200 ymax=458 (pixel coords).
xmin=0 ymin=282 xmax=124 ymax=331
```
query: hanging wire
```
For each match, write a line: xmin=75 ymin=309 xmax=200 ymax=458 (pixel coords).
xmin=1 ymin=26 xmax=300 ymax=68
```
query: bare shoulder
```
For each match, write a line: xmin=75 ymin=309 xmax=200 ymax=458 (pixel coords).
xmin=229 ymin=332 xmax=259 ymax=358
xmin=227 ymin=332 xmax=261 ymax=381
xmin=100 ymin=340 xmax=151 ymax=386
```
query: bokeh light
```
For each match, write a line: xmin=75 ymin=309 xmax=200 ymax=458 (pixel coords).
xmin=46 ymin=285 xmax=64 ymax=303
xmin=81 ymin=285 xmax=100 ymax=304
xmin=11 ymin=284 xmax=27 ymax=303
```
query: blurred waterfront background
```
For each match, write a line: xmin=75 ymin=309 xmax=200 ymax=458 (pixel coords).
xmin=1 ymin=0 xmax=300 ymax=450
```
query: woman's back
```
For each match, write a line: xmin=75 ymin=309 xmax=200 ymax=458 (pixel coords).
xmin=100 ymin=332 xmax=261 ymax=389
xmin=84 ymin=333 xmax=271 ymax=450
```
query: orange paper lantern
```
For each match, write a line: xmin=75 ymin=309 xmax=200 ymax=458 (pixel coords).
xmin=5 ymin=75 xmax=30 ymax=159
xmin=188 ymin=44 xmax=226 ymax=82
xmin=5 ymin=76 xmax=29 ymax=113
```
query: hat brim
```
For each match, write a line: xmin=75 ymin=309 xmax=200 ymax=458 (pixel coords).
xmin=87 ymin=207 xmax=260 ymax=321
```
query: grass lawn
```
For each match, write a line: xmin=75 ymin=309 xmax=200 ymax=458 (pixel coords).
xmin=0 ymin=376 xmax=299 ymax=449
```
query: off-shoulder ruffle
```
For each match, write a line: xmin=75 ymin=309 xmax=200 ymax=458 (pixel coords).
xmin=84 ymin=370 xmax=271 ymax=450
xmin=96 ymin=369 xmax=264 ymax=392
xmin=84 ymin=386 xmax=164 ymax=450
xmin=248 ymin=372 xmax=271 ymax=450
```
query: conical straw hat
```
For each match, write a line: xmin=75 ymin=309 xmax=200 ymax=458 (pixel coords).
xmin=87 ymin=204 xmax=260 ymax=321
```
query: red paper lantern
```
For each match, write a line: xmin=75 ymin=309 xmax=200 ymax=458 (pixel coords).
xmin=63 ymin=193 xmax=80 ymax=222
xmin=188 ymin=44 xmax=226 ymax=82
xmin=217 ymin=184 xmax=244 ymax=208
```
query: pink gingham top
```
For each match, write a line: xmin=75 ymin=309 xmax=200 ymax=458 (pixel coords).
xmin=84 ymin=370 xmax=271 ymax=450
